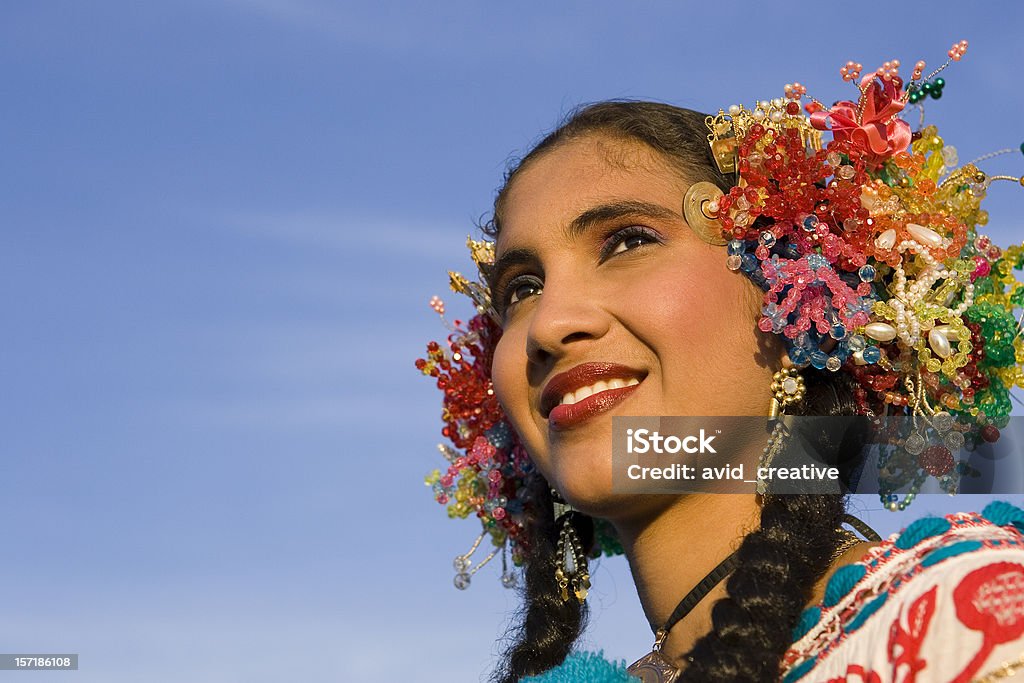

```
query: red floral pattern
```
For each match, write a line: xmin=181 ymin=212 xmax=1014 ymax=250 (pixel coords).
xmin=951 ymin=563 xmax=1024 ymax=683
xmin=825 ymin=664 xmax=883 ymax=683
xmin=887 ymin=587 xmax=936 ymax=682
xmin=782 ymin=511 xmax=1024 ymax=683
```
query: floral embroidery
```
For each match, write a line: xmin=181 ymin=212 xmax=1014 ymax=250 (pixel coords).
xmin=824 ymin=663 xmax=883 ymax=683
xmin=782 ymin=506 xmax=1024 ymax=682
xmin=951 ymin=562 xmax=1024 ymax=683
xmin=886 ymin=586 xmax=936 ymax=681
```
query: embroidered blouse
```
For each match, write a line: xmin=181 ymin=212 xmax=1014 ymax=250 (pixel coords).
xmin=783 ymin=501 xmax=1024 ymax=682
xmin=522 ymin=502 xmax=1024 ymax=683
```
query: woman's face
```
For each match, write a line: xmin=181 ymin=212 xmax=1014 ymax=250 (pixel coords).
xmin=490 ymin=134 xmax=778 ymax=515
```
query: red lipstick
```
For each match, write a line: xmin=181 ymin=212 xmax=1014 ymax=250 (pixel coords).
xmin=541 ymin=363 xmax=644 ymax=430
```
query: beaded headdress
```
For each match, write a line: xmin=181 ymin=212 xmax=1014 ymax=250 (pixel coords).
xmin=417 ymin=41 xmax=1024 ymax=588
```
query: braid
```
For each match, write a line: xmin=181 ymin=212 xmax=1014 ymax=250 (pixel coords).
xmin=679 ymin=494 xmax=845 ymax=681
xmin=493 ymin=475 xmax=593 ymax=683
xmin=680 ymin=373 xmax=866 ymax=682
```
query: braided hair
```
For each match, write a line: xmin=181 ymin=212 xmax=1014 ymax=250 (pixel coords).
xmin=493 ymin=481 xmax=594 ymax=682
xmin=486 ymin=102 xmax=867 ymax=683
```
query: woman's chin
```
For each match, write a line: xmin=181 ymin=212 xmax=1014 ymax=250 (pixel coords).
xmin=561 ymin=488 xmax=679 ymax=534
xmin=549 ymin=465 xmax=608 ymax=507
xmin=556 ymin=475 xmax=650 ymax=522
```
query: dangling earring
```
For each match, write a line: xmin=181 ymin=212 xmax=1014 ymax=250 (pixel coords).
xmin=758 ymin=421 xmax=787 ymax=495
xmin=451 ymin=530 xmax=500 ymax=590
xmin=758 ymin=367 xmax=806 ymax=494
xmin=682 ymin=181 xmax=727 ymax=246
xmin=551 ymin=489 xmax=590 ymax=603
xmin=769 ymin=367 xmax=806 ymax=418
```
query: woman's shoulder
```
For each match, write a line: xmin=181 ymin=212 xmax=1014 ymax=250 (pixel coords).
xmin=784 ymin=501 xmax=1024 ymax=683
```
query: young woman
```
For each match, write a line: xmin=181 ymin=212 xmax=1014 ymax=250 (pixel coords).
xmin=419 ymin=45 xmax=1024 ymax=682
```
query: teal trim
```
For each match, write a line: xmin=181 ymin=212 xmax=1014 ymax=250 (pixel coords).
xmin=792 ymin=605 xmax=822 ymax=641
xmin=846 ymin=592 xmax=889 ymax=633
xmin=982 ymin=501 xmax=1024 ymax=532
xmin=921 ymin=540 xmax=983 ymax=567
xmin=823 ymin=563 xmax=867 ymax=608
xmin=521 ymin=651 xmax=635 ymax=682
xmin=894 ymin=517 xmax=951 ymax=550
xmin=782 ymin=657 xmax=817 ymax=683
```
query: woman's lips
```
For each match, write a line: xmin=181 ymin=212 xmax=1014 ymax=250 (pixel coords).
xmin=540 ymin=362 xmax=645 ymax=430
xmin=547 ymin=383 xmax=641 ymax=430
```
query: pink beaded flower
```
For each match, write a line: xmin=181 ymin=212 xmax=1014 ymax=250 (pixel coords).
xmin=811 ymin=73 xmax=912 ymax=167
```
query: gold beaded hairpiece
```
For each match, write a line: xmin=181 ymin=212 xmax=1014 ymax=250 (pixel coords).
xmin=707 ymin=98 xmax=823 ymax=175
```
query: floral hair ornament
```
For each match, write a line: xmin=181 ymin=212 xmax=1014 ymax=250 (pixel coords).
xmin=707 ymin=40 xmax=1024 ymax=510
xmin=418 ymin=41 xmax=1024 ymax=588
xmin=416 ymin=238 xmax=624 ymax=591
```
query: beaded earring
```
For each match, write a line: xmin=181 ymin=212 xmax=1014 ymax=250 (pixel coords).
xmin=758 ymin=367 xmax=807 ymax=495
xmin=552 ymin=490 xmax=591 ymax=603
xmin=769 ymin=367 xmax=807 ymax=418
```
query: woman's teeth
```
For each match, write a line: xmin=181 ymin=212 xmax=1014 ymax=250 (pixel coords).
xmin=559 ymin=377 xmax=640 ymax=406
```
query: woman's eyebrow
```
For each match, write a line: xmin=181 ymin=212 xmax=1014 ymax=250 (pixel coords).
xmin=489 ymin=200 xmax=678 ymax=292
xmin=487 ymin=248 xmax=537 ymax=294
xmin=563 ymin=200 xmax=679 ymax=240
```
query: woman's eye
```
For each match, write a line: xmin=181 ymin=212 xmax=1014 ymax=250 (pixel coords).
xmin=611 ymin=234 xmax=650 ymax=254
xmin=602 ymin=226 xmax=661 ymax=259
xmin=506 ymin=277 xmax=543 ymax=307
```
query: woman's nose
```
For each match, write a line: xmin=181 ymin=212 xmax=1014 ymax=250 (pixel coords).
xmin=525 ymin=276 xmax=610 ymax=365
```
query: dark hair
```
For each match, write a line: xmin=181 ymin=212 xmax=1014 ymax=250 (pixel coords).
xmin=487 ymin=101 xmax=861 ymax=683
xmin=482 ymin=101 xmax=731 ymax=240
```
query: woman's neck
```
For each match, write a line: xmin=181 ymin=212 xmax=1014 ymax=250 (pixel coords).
xmin=614 ymin=494 xmax=882 ymax=667
xmin=614 ymin=493 xmax=762 ymax=663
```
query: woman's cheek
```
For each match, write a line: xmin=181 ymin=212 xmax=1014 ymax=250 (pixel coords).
xmin=490 ymin=336 xmax=514 ymax=418
xmin=491 ymin=332 xmax=529 ymax=433
xmin=491 ymin=330 xmax=553 ymax=475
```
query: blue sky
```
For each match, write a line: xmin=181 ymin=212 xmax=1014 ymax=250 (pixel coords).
xmin=1 ymin=2 xmax=1022 ymax=681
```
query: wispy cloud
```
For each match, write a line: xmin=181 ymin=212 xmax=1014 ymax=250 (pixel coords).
xmin=214 ymin=0 xmax=590 ymax=62
xmin=160 ymin=393 xmax=387 ymax=429
xmin=215 ymin=0 xmax=426 ymax=52
xmin=184 ymin=319 xmax=447 ymax=379
xmin=216 ymin=207 xmax=474 ymax=260
xmin=154 ymin=320 xmax=443 ymax=431
xmin=0 ymin=607 xmax=505 ymax=682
